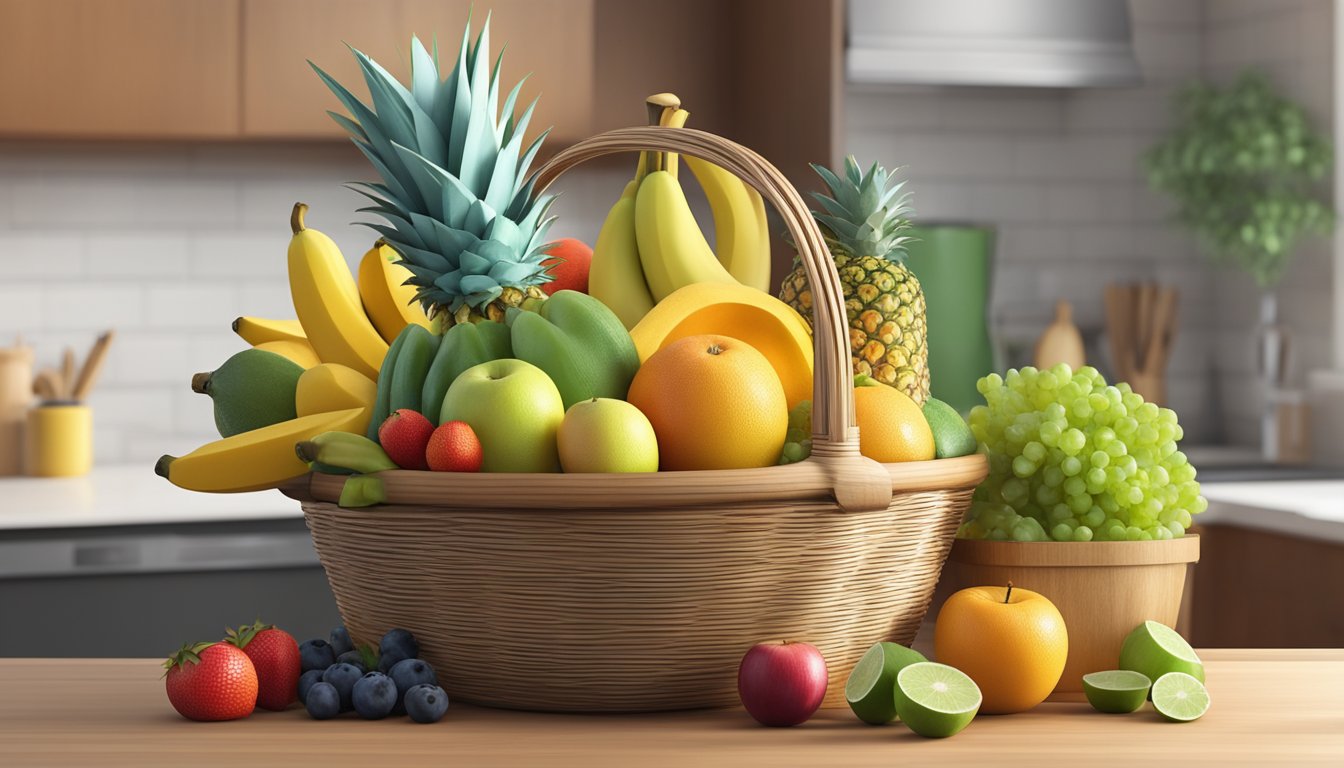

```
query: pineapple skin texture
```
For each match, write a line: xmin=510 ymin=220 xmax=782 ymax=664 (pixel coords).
xmin=438 ymin=286 xmax=548 ymax=328
xmin=779 ymin=253 xmax=930 ymax=405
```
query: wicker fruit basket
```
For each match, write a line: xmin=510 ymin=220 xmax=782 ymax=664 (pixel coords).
xmin=287 ymin=126 xmax=989 ymax=713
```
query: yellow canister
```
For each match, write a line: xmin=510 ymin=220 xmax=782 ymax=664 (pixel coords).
xmin=25 ymin=403 xmax=92 ymax=477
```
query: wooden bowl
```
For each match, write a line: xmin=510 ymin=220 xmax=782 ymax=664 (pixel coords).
xmin=936 ymin=535 xmax=1200 ymax=700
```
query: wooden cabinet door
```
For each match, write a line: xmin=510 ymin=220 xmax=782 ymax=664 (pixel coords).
xmin=243 ymin=0 xmax=594 ymax=145
xmin=0 ymin=0 xmax=240 ymax=138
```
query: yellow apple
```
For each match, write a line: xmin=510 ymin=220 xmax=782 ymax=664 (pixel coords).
xmin=934 ymin=583 xmax=1068 ymax=714
xmin=557 ymin=398 xmax=658 ymax=473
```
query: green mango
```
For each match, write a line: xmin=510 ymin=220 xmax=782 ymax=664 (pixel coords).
xmin=368 ymin=324 xmax=415 ymax=439
xmin=421 ymin=320 xmax=513 ymax=424
xmin=506 ymin=290 xmax=640 ymax=409
xmin=192 ymin=349 xmax=303 ymax=438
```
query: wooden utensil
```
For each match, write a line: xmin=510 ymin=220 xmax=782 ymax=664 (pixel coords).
xmin=60 ymin=348 xmax=75 ymax=399
xmin=1104 ymin=282 xmax=1178 ymax=404
xmin=0 ymin=340 xmax=34 ymax=476
xmin=33 ymin=369 xmax=63 ymax=402
xmin=71 ymin=331 xmax=114 ymax=402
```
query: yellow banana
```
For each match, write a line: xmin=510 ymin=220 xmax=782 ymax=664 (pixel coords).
xmin=287 ymin=203 xmax=388 ymax=379
xmin=233 ymin=317 xmax=307 ymax=346
xmin=635 ymin=170 xmax=739 ymax=302
xmin=296 ymin=364 xmax=377 ymax=434
xmin=155 ymin=407 xmax=367 ymax=493
xmin=254 ymin=339 xmax=322 ymax=369
xmin=684 ymin=155 xmax=772 ymax=292
xmin=589 ymin=180 xmax=656 ymax=329
xmin=358 ymin=240 xmax=434 ymax=344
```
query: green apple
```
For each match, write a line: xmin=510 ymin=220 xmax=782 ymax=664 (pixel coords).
xmin=439 ymin=359 xmax=564 ymax=472
xmin=558 ymin=398 xmax=659 ymax=473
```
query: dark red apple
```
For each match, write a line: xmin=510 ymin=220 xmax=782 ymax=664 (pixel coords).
xmin=541 ymin=238 xmax=592 ymax=295
xmin=736 ymin=641 xmax=828 ymax=726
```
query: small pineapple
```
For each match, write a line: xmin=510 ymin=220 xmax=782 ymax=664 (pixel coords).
xmin=312 ymin=16 xmax=554 ymax=327
xmin=778 ymin=157 xmax=929 ymax=403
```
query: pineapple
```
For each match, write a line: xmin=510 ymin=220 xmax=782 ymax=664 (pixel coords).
xmin=312 ymin=17 xmax=554 ymax=327
xmin=778 ymin=157 xmax=929 ymax=404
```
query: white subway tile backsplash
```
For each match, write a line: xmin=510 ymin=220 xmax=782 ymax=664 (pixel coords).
xmin=189 ymin=232 xmax=289 ymax=278
xmin=237 ymin=282 xmax=299 ymax=322
xmin=969 ymin=182 xmax=1045 ymax=221
xmin=146 ymin=284 xmax=240 ymax=329
xmin=41 ymin=284 xmax=144 ymax=330
xmin=86 ymin=233 xmax=191 ymax=278
xmin=0 ymin=286 xmax=44 ymax=337
xmin=0 ymin=232 xmax=86 ymax=277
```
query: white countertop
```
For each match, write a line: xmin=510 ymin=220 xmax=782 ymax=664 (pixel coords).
xmin=0 ymin=466 xmax=301 ymax=530
xmin=1201 ymin=480 xmax=1344 ymax=544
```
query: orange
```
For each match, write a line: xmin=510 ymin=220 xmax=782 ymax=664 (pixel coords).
xmin=627 ymin=335 xmax=786 ymax=470
xmin=854 ymin=381 xmax=935 ymax=462
xmin=934 ymin=585 xmax=1069 ymax=714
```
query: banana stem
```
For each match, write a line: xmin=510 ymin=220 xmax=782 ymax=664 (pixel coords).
xmin=639 ymin=93 xmax=680 ymax=182
xmin=662 ymin=108 xmax=690 ymax=179
xmin=290 ymin=203 xmax=309 ymax=235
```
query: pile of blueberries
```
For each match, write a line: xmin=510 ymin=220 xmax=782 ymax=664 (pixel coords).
xmin=298 ymin=626 xmax=448 ymax=723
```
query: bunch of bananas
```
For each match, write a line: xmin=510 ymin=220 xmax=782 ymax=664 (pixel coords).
xmin=590 ymin=94 xmax=772 ymax=330
xmin=158 ymin=203 xmax=433 ymax=494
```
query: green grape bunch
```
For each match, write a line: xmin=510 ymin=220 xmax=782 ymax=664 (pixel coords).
xmin=778 ymin=400 xmax=813 ymax=465
xmin=962 ymin=364 xmax=1205 ymax=542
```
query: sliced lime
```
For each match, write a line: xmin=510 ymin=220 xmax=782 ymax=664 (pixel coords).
xmin=894 ymin=662 xmax=981 ymax=738
xmin=1082 ymin=670 xmax=1151 ymax=713
xmin=1151 ymin=672 xmax=1210 ymax=722
xmin=845 ymin=642 xmax=926 ymax=725
xmin=1119 ymin=620 xmax=1204 ymax=683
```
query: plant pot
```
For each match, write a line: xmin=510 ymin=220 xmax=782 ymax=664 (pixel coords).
xmin=936 ymin=535 xmax=1199 ymax=700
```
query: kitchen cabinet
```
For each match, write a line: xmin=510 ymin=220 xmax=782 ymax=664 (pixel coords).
xmin=0 ymin=0 xmax=241 ymax=139
xmin=241 ymin=0 xmax=596 ymax=142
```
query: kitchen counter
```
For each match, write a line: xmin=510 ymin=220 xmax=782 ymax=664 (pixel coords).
xmin=1201 ymin=480 xmax=1344 ymax=544
xmin=2 ymin=650 xmax=1340 ymax=767
xmin=0 ymin=465 xmax=299 ymax=530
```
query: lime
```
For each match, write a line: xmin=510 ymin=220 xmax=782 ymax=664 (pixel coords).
xmin=1151 ymin=672 xmax=1210 ymax=722
xmin=1082 ymin=670 xmax=1151 ymax=713
xmin=922 ymin=398 xmax=978 ymax=459
xmin=1119 ymin=621 xmax=1204 ymax=683
xmin=845 ymin=642 xmax=926 ymax=725
xmin=894 ymin=662 xmax=981 ymax=738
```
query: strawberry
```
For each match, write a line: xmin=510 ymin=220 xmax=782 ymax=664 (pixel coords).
xmin=163 ymin=642 xmax=258 ymax=721
xmin=378 ymin=409 xmax=435 ymax=470
xmin=426 ymin=420 xmax=484 ymax=472
xmin=224 ymin=620 xmax=302 ymax=711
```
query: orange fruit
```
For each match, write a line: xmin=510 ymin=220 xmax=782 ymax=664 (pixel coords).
xmin=854 ymin=382 xmax=935 ymax=462
xmin=627 ymin=335 xmax=787 ymax=470
xmin=934 ymin=585 xmax=1069 ymax=714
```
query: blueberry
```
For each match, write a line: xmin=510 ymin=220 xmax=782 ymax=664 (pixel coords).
xmin=377 ymin=647 xmax=410 ymax=673
xmin=352 ymin=671 xmax=397 ymax=720
xmin=321 ymin=662 xmax=363 ymax=711
xmin=299 ymin=639 xmax=336 ymax=672
xmin=379 ymin=628 xmax=418 ymax=662
xmin=298 ymin=669 xmax=325 ymax=704
xmin=305 ymin=682 xmax=341 ymax=720
xmin=329 ymin=626 xmax=354 ymax=657
xmin=336 ymin=650 xmax=367 ymax=672
xmin=388 ymin=658 xmax=438 ymax=713
xmin=404 ymin=684 xmax=449 ymax=724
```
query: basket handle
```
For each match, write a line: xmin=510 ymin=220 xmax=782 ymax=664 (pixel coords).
xmin=534 ymin=127 xmax=893 ymax=512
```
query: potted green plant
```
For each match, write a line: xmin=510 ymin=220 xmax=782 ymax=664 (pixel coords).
xmin=1143 ymin=70 xmax=1333 ymax=456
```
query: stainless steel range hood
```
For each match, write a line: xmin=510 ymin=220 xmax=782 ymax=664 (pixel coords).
xmin=847 ymin=0 xmax=1142 ymax=88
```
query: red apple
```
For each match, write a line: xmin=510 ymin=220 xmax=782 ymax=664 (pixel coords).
xmin=737 ymin=641 xmax=828 ymax=726
xmin=541 ymin=238 xmax=592 ymax=295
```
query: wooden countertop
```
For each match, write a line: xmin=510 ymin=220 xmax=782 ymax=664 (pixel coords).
xmin=2 ymin=650 xmax=1341 ymax=766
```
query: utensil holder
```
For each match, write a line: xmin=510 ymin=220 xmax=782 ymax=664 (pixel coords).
xmin=25 ymin=403 xmax=92 ymax=477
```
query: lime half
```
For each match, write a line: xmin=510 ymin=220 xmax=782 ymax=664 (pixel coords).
xmin=1119 ymin=621 xmax=1204 ymax=683
xmin=1082 ymin=670 xmax=1151 ymax=713
xmin=845 ymin=642 xmax=926 ymax=725
xmin=894 ymin=662 xmax=981 ymax=738
xmin=1151 ymin=672 xmax=1210 ymax=722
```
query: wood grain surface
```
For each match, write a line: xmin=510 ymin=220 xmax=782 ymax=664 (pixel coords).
xmin=1 ymin=651 xmax=1340 ymax=767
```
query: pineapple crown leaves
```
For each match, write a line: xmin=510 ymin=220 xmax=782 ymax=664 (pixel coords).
xmin=806 ymin=155 xmax=915 ymax=263
xmin=310 ymin=13 xmax=557 ymax=315
xmin=162 ymin=641 xmax=215 ymax=676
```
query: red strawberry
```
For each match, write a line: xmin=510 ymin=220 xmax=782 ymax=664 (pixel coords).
xmin=540 ymin=238 xmax=592 ymax=294
xmin=224 ymin=620 xmax=301 ymax=711
xmin=378 ymin=409 xmax=435 ymax=470
xmin=426 ymin=420 xmax=484 ymax=472
xmin=163 ymin=642 xmax=258 ymax=721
